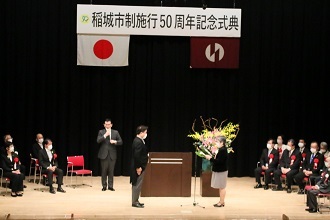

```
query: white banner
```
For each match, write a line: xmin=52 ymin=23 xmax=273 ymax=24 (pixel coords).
xmin=77 ymin=4 xmax=241 ymax=37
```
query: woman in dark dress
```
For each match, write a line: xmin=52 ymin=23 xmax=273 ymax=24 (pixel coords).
xmin=0 ymin=142 xmax=24 ymax=197
xmin=205 ymin=136 xmax=228 ymax=207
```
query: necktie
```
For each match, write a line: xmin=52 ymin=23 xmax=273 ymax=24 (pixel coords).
xmin=310 ymin=154 xmax=314 ymax=163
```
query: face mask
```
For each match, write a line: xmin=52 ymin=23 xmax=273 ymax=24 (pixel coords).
xmin=266 ymin=144 xmax=272 ymax=149
xmin=298 ymin=143 xmax=304 ymax=148
xmin=142 ymin=133 xmax=147 ymax=139
xmin=48 ymin=145 xmax=53 ymax=151
xmin=310 ymin=148 xmax=317 ymax=154
xmin=9 ymin=146 xmax=14 ymax=152
xmin=7 ymin=138 xmax=13 ymax=143
xmin=320 ymin=149 xmax=327 ymax=154
xmin=277 ymin=139 xmax=282 ymax=144
xmin=325 ymin=162 xmax=330 ymax=168
xmin=38 ymin=138 xmax=44 ymax=144
xmin=287 ymin=146 xmax=292 ymax=151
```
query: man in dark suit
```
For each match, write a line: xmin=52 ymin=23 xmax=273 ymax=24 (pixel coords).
xmin=254 ymin=138 xmax=279 ymax=190
xmin=130 ymin=125 xmax=148 ymax=208
xmin=294 ymin=141 xmax=324 ymax=194
xmin=96 ymin=118 xmax=123 ymax=191
xmin=38 ymin=138 xmax=66 ymax=194
xmin=273 ymin=139 xmax=302 ymax=193
xmin=305 ymin=157 xmax=330 ymax=213
xmin=31 ymin=133 xmax=44 ymax=159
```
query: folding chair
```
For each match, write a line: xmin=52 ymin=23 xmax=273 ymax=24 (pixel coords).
xmin=33 ymin=160 xmax=57 ymax=192
xmin=66 ymin=155 xmax=92 ymax=188
xmin=0 ymin=168 xmax=11 ymax=196
xmin=28 ymin=154 xmax=40 ymax=184
xmin=317 ymin=193 xmax=330 ymax=214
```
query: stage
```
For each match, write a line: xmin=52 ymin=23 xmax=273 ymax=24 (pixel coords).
xmin=0 ymin=176 xmax=329 ymax=220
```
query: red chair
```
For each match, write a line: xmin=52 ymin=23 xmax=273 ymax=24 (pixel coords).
xmin=0 ymin=168 xmax=11 ymax=196
xmin=66 ymin=155 xmax=92 ymax=188
xmin=34 ymin=159 xmax=57 ymax=192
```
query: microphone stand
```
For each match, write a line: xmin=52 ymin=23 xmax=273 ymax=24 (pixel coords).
xmin=181 ymin=153 xmax=205 ymax=208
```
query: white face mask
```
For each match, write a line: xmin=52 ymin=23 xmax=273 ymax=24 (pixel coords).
xmin=38 ymin=138 xmax=44 ymax=144
xmin=266 ymin=144 xmax=272 ymax=149
xmin=48 ymin=145 xmax=53 ymax=151
xmin=287 ymin=146 xmax=292 ymax=151
xmin=325 ymin=162 xmax=330 ymax=168
xmin=310 ymin=148 xmax=317 ymax=154
xmin=9 ymin=146 xmax=14 ymax=152
xmin=298 ymin=143 xmax=304 ymax=148
xmin=7 ymin=138 xmax=13 ymax=143
xmin=320 ymin=149 xmax=327 ymax=154
xmin=277 ymin=139 xmax=282 ymax=144
xmin=142 ymin=133 xmax=147 ymax=140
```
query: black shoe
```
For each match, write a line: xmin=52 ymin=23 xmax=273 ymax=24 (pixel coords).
xmin=264 ymin=185 xmax=269 ymax=190
xmin=287 ymin=189 xmax=292 ymax=193
xmin=309 ymin=209 xmax=317 ymax=213
xmin=16 ymin=193 xmax=23 ymax=197
xmin=49 ymin=188 xmax=56 ymax=194
xmin=214 ymin=203 xmax=225 ymax=207
xmin=102 ymin=187 xmax=106 ymax=191
xmin=11 ymin=193 xmax=17 ymax=197
xmin=57 ymin=187 xmax=66 ymax=193
xmin=254 ymin=183 xmax=263 ymax=189
xmin=132 ymin=203 xmax=144 ymax=208
xmin=305 ymin=208 xmax=313 ymax=211
xmin=108 ymin=187 xmax=115 ymax=191
xmin=272 ymin=187 xmax=283 ymax=191
xmin=138 ymin=201 xmax=144 ymax=206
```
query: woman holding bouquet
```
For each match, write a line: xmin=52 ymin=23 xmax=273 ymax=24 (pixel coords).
xmin=205 ymin=136 xmax=228 ymax=207
xmin=0 ymin=142 xmax=24 ymax=197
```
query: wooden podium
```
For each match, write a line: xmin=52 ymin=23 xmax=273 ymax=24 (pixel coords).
xmin=141 ymin=152 xmax=192 ymax=197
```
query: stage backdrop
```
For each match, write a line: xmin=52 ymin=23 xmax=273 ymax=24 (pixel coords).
xmin=1 ymin=0 xmax=329 ymax=178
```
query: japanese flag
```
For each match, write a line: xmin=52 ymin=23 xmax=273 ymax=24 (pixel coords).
xmin=77 ymin=34 xmax=130 ymax=66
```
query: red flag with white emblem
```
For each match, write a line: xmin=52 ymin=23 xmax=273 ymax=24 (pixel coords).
xmin=190 ymin=37 xmax=240 ymax=69
xmin=77 ymin=34 xmax=130 ymax=67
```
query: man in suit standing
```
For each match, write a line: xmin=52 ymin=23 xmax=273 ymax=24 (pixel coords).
xmin=97 ymin=118 xmax=123 ymax=191
xmin=305 ymin=157 xmax=330 ymax=213
xmin=254 ymin=138 xmax=279 ymax=190
xmin=130 ymin=125 xmax=148 ymax=208
xmin=38 ymin=138 xmax=66 ymax=194
xmin=273 ymin=139 xmax=302 ymax=193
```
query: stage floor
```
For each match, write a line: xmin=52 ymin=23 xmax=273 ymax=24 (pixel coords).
xmin=0 ymin=176 xmax=329 ymax=220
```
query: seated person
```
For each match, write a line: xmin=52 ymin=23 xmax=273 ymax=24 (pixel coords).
xmin=320 ymin=142 xmax=330 ymax=159
xmin=294 ymin=142 xmax=324 ymax=194
xmin=3 ymin=134 xmax=26 ymax=176
xmin=38 ymin=138 xmax=66 ymax=194
xmin=274 ymin=135 xmax=287 ymax=159
xmin=254 ymin=138 xmax=279 ymax=190
xmin=298 ymin=139 xmax=310 ymax=155
xmin=31 ymin=133 xmax=44 ymax=159
xmin=273 ymin=139 xmax=302 ymax=193
xmin=0 ymin=142 xmax=24 ymax=197
xmin=305 ymin=157 xmax=330 ymax=213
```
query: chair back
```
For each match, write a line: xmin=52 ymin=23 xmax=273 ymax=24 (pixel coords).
xmin=67 ymin=155 xmax=85 ymax=169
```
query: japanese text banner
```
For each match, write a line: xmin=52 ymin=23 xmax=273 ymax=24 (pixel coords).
xmin=77 ymin=4 xmax=241 ymax=37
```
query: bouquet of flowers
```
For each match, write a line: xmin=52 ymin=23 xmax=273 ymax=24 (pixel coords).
xmin=188 ymin=117 xmax=239 ymax=158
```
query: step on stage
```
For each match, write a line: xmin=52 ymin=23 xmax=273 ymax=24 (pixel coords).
xmin=0 ymin=176 xmax=329 ymax=219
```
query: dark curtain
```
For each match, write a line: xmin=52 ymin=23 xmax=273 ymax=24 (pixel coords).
xmin=1 ymin=0 xmax=329 ymax=178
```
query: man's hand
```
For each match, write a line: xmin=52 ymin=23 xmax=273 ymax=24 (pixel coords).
xmin=104 ymin=130 xmax=111 ymax=137
xmin=204 ymin=155 xmax=212 ymax=160
xmin=110 ymin=140 xmax=117 ymax=144
xmin=262 ymin=165 xmax=268 ymax=170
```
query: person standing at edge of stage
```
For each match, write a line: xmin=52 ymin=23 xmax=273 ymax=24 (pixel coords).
xmin=130 ymin=125 xmax=149 ymax=208
xmin=205 ymin=136 xmax=228 ymax=208
xmin=97 ymin=118 xmax=123 ymax=191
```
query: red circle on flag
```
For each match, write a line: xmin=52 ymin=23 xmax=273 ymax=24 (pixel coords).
xmin=93 ymin=39 xmax=113 ymax=59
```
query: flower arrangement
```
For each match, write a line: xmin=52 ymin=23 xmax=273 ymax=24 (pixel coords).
xmin=188 ymin=117 xmax=239 ymax=159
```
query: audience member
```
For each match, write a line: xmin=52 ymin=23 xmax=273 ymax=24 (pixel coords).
xmin=254 ymin=138 xmax=279 ymax=190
